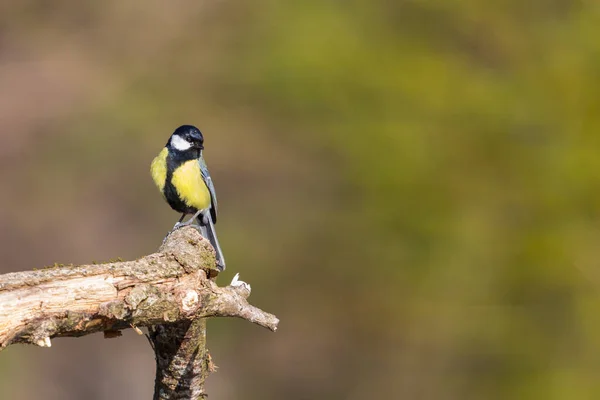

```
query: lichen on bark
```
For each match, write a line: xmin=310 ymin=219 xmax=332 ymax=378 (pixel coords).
xmin=0 ymin=226 xmax=278 ymax=398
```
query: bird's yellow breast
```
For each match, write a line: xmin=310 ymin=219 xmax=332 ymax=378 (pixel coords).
xmin=171 ymin=159 xmax=211 ymax=211
xmin=150 ymin=148 xmax=168 ymax=192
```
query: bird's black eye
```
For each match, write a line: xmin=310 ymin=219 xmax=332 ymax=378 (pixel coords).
xmin=171 ymin=125 xmax=203 ymax=147
xmin=188 ymin=131 xmax=204 ymax=146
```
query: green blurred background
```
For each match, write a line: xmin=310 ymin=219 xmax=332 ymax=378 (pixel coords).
xmin=1 ymin=1 xmax=600 ymax=399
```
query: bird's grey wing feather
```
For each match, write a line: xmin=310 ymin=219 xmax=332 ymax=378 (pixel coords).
xmin=199 ymin=156 xmax=218 ymax=223
xmin=197 ymin=156 xmax=225 ymax=270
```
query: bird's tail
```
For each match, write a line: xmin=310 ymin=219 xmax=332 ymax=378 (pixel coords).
xmin=197 ymin=214 xmax=226 ymax=271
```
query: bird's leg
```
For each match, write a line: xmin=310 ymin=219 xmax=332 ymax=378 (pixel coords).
xmin=171 ymin=213 xmax=187 ymax=229
xmin=162 ymin=211 xmax=203 ymax=244
xmin=174 ymin=210 xmax=203 ymax=229
xmin=162 ymin=215 xmax=185 ymax=244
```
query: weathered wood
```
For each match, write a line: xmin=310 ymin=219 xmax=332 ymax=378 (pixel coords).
xmin=0 ymin=226 xmax=278 ymax=398
xmin=150 ymin=319 xmax=209 ymax=399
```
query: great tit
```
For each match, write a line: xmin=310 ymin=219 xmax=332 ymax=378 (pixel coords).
xmin=150 ymin=125 xmax=225 ymax=271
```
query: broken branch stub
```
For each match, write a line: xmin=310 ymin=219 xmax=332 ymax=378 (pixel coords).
xmin=0 ymin=226 xmax=279 ymax=350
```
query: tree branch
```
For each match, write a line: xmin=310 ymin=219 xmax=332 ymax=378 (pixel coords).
xmin=0 ymin=227 xmax=278 ymax=398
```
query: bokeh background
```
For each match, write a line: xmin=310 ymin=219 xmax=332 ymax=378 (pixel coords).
xmin=1 ymin=1 xmax=600 ymax=399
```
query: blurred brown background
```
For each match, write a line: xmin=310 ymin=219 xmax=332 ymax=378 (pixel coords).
xmin=1 ymin=1 xmax=600 ymax=399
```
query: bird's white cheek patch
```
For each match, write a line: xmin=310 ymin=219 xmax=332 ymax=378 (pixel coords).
xmin=171 ymin=134 xmax=192 ymax=151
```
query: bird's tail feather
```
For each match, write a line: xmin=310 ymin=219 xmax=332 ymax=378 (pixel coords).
xmin=197 ymin=215 xmax=226 ymax=271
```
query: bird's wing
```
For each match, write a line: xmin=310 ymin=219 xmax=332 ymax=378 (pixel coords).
xmin=199 ymin=156 xmax=218 ymax=223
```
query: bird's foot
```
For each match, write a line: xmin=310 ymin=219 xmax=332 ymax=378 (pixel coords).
xmin=162 ymin=211 xmax=205 ymax=244
xmin=173 ymin=210 xmax=203 ymax=230
xmin=172 ymin=220 xmax=192 ymax=230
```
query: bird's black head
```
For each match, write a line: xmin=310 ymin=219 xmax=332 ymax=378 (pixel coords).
xmin=167 ymin=125 xmax=204 ymax=153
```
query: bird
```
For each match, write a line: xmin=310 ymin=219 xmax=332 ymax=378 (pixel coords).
xmin=150 ymin=125 xmax=225 ymax=271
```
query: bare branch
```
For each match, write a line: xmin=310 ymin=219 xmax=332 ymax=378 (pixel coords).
xmin=0 ymin=226 xmax=279 ymax=350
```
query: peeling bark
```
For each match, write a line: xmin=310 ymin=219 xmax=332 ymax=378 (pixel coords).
xmin=0 ymin=227 xmax=278 ymax=398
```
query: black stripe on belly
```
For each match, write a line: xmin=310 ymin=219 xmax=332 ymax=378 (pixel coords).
xmin=163 ymin=180 xmax=197 ymax=214
xmin=163 ymin=149 xmax=200 ymax=215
